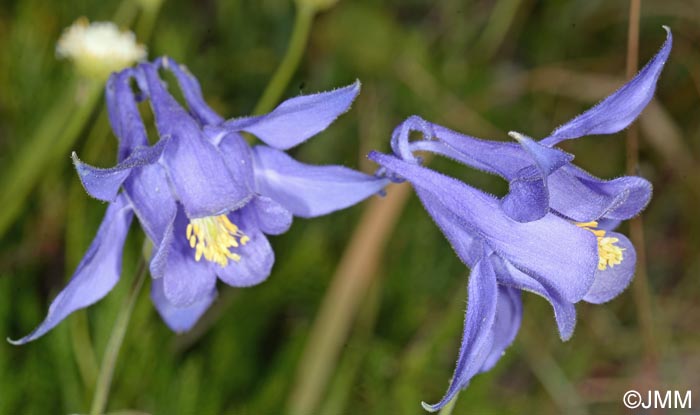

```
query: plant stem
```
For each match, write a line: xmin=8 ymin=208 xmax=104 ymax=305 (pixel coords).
xmin=89 ymin=259 xmax=148 ymax=415
xmin=437 ymin=393 xmax=459 ymax=415
xmin=253 ymin=4 xmax=315 ymax=115
xmin=287 ymin=183 xmax=413 ymax=415
xmin=625 ymin=0 xmax=658 ymax=363
xmin=0 ymin=79 xmax=101 ymax=238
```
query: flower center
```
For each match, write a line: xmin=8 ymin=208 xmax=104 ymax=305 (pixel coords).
xmin=186 ymin=215 xmax=250 ymax=267
xmin=575 ymin=221 xmax=624 ymax=271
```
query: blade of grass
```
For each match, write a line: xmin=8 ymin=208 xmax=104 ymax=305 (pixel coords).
xmin=287 ymin=182 xmax=412 ymax=415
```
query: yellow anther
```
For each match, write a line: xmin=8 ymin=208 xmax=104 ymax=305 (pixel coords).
xmin=575 ymin=221 xmax=625 ymax=271
xmin=186 ymin=214 xmax=249 ymax=267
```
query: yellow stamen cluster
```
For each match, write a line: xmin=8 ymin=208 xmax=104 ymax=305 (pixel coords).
xmin=186 ymin=215 xmax=250 ymax=267
xmin=575 ymin=221 xmax=625 ymax=271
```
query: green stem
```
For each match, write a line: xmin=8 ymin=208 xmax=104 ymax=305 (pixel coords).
xmin=0 ymin=80 xmax=101 ymax=238
xmin=437 ymin=393 xmax=459 ymax=415
xmin=70 ymin=311 xmax=99 ymax=397
xmin=89 ymin=260 xmax=148 ymax=415
xmin=68 ymin=107 xmax=114 ymax=399
xmin=253 ymin=5 xmax=315 ymax=115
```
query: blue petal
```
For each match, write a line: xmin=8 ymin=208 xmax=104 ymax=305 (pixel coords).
xmin=140 ymin=63 xmax=251 ymax=218
xmin=417 ymin=189 xmax=485 ymax=268
xmin=369 ymin=151 xmax=599 ymax=303
xmin=492 ymin=255 xmax=577 ymax=340
xmin=122 ymin=164 xmax=178 ymax=279
xmin=8 ymin=194 xmax=133 ymax=344
xmin=72 ymin=139 xmax=167 ymax=202
xmin=215 ymin=207 xmax=275 ymax=287
xmin=421 ymin=258 xmax=498 ymax=412
xmin=223 ymin=81 xmax=361 ymax=150
xmin=151 ymin=277 xmax=216 ymax=333
xmin=161 ymin=206 xmax=217 ymax=307
xmin=106 ymin=69 xmax=149 ymax=161
xmin=390 ymin=115 xmax=436 ymax=163
xmin=583 ymin=232 xmax=636 ymax=304
xmin=216 ymin=131 xmax=255 ymax=191
xmin=253 ymin=145 xmax=388 ymax=218
xmin=251 ymin=195 xmax=293 ymax=235
xmin=403 ymin=119 xmax=530 ymax=178
xmin=548 ymin=164 xmax=652 ymax=222
xmin=159 ymin=57 xmax=224 ymax=126
xmin=398 ymin=118 xmax=571 ymax=222
xmin=480 ymin=284 xmax=522 ymax=372
xmin=542 ymin=27 xmax=672 ymax=146
xmin=501 ymin=132 xmax=574 ymax=222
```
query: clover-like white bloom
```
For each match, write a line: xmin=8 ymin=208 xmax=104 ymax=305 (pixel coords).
xmin=56 ymin=18 xmax=146 ymax=80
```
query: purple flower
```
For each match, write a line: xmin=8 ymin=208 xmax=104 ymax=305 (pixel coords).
xmin=10 ymin=59 xmax=386 ymax=344
xmin=370 ymin=150 xmax=638 ymax=411
xmin=391 ymin=27 xmax=671 ymax=224
xmin=368 ymin=28 xmax=670 ymax=410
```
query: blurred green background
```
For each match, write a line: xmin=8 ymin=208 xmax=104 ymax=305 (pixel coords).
xmin=1 ymin=0 xmax=699 ymax=414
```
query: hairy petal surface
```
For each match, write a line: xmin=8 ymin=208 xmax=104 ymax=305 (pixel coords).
xmin=493 ymin=256 xmax=577 ymax=340
xmin=215 ymin=208 xmax=274 ymax=287
xmin=151 ymin=277 xmax=216 ymax=332
xmin=369 ymin=151 xmax=598 ymax=303
xmin=422 ymin=258 xmax=498 ymax=412
xmin=397 ymin=119 xmax=572 ymax=222
xmin=500 ymin=133 xmax=573 ymax=222
xmin=253 ymin=145 xmax=387 ymax=218
xmin=223 ymin=81 xmax=361 ymax=150
xmin=72 ymin=139 xmax=167 ymax=202
xmin=251 ymin=196 xmax=293 ymax=235
xmin=161 ymin=207 xmax=217 ymax=307
xmin=159 ymin=57 xmax=224 ymax=126
xmin=9 ymin=195 xmax=133 ymax=344
xmin=481 ymin=284 xmax=522 ymax=372
xmin=106 ymin=69 xmax=150 ymax=160
xmin=583 ymin=232 xmax=637 ymax=304
xmin=548 ymin=165 xmax=652 ymax=222
xmin=141 ymin=63 xmax=250 ymax=218
xmin=542 ymin=27 xmax=672 ymax=146
xmin=216 ymin=131 xmax=255 ymax=192
xmin=122 ymin=164 xmax=178 ymax=279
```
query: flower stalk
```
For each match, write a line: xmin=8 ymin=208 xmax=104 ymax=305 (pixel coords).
xmin=89 ymin=259 xmax=148 ymax=415
xmin=253 ymin=3 xmax=315 ymax=115
xmin=625 ymin=0 xmax=658 ymax=363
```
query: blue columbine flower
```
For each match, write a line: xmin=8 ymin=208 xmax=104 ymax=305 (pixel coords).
xmin=390 ymin=27 xmax=671 ymax=224
xmin=370 ymin=149 xmax=644 ymax=411
xmin=10 ymin=59 xmax=387 ymax=344
xmin=370 ymin=151 xmax=601 ymax=411
xmin=367 ymin=28 xmax=670 ymax=410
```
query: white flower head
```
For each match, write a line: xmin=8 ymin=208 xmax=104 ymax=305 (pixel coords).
xmin=56 ymin=18 xmax=146 ymax=80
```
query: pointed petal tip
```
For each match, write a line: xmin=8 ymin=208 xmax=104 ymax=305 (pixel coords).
xmin=367 ymin=150 xmax=381 ymax=161
xmin=559 ymin=330 xmax=574 ymax=342
xmin=7 ymin=336 xmax=23 ymax=346
xmin=421 ymin=401 xmax=440 ymax=413
xmin=507 ymin=131 xmax=528 ymax=142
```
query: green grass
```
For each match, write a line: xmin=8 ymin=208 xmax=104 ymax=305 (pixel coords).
xmin=1 ymin=1 xmax=699 ymax=414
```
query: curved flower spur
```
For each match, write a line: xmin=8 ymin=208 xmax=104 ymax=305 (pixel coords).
xmin=393 ymin=26 xmax=671 ymax=225
xmin=370 ymin=151 xmax=598 ymax=411
xmin=370 ymin=28 xmax=671 ymax=411
xmin=10 ymin=59 xmax=387 ymax=344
